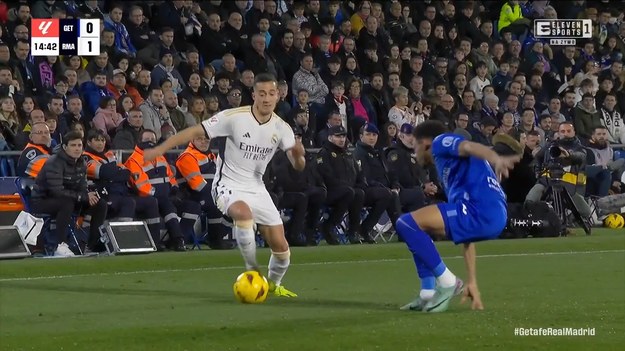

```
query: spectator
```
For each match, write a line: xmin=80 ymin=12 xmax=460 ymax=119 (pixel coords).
xmin=150 ymin=48 xmax=185 ymax=95
xmin=163 ymin=90 xmax=195 ymax=132
xmin=139 ymin=87 xmax=175 ymax=141
xmin=574 ymin=93 xmax=602 ymax=142
xmin=107 ymin=69 xmax=143 ymax=106
xmin=81 ymin=71 xmax=113 ymax=118
xmin=598 ymin=93 xmax=625 ymax=144
xmin=292 ymin=53 xmax=329 ymax=107
xmin=112 ymin=107 xmax=143 ymax=150
xmin=103 ymin=4 xmax=137 ymax=58
xmin=137 ymin=27 xmax=181 ymax=69
xmin=92 ymin=96 xmax=123 ymax=141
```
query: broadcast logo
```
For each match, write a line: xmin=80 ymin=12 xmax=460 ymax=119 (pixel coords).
xmin=533 ymin=19 xmax=592 ymax=46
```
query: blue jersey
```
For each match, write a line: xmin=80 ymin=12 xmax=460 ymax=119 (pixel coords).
xmin=431 ymin=133 xmax=506 ymax=207
xmin=431 ymin=133 xmax=507 ymax=244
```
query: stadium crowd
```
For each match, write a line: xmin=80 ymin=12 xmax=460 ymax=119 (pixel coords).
xmin=0 ymin=0 xmax=624 ymax=257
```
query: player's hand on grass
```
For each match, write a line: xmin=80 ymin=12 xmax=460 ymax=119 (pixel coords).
xmin=460 ymin=282 xmax=484 ymax=310
xmin=492 ymin=155 xmax=521 ymax=180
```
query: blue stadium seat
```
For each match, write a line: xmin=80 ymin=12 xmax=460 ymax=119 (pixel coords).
xmin=614 ymin=150 xmax=625 ymax=161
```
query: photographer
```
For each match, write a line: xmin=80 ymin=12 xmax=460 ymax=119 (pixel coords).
xmin=525 ymin=121 xmax=591 ymax=218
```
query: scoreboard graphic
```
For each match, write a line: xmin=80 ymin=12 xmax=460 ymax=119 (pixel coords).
xmin=533 ymin=19 xmax=592 ymax=46
xmin=31 ymin=18 xmax=100 ymax=56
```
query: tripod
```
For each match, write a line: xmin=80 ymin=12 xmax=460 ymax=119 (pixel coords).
xmin=544 ymin=178 xmax=592 ymax=235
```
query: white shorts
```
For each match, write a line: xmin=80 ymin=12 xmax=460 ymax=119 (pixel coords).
xmin=211 ymin=183 xmax=282 ymax=226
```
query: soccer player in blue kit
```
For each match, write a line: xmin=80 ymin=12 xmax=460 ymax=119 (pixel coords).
xmin=397 ymin=121 xmax=520 ymax=312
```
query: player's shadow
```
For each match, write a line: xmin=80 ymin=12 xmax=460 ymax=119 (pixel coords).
xmin=0 ymin=281 xmax=234 ymax=304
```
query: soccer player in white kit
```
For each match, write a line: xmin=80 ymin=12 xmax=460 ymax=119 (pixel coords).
xmin=144 ymin=73 xmax=306 ymax=297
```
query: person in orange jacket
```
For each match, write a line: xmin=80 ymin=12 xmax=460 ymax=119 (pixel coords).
xmin=83 ymin=129 xmax=162 ymax=241
xmin=125 ymin=129 xmax=196 ymax=251
xmin=16 ymin=121 xmax=52 ymax=179
xmin=176 ymin=135 xmax=235 ymax=250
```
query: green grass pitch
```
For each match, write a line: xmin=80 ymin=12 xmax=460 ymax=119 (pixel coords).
xmin=1 ymin=230 xmax=624 ymax=351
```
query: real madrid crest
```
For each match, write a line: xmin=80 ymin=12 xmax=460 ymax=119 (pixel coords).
xmin=271 ymin=134 xmax=278 ymax=144
xmin=331 ymin=152 xmax=337 ymax=157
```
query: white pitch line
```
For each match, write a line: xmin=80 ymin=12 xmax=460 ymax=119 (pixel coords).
xmin=0 ymin=249 xmax=623 ymax=283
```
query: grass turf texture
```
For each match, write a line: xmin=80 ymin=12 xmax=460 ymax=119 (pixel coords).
xmin=1 ymin=229 xmax=624 ymax=351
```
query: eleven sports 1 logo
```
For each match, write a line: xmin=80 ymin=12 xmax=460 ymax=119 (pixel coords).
xmin=31 ymin=18 xmax=60 ymax=37
xmin=533 ymin=19 xmax=592 ymax=45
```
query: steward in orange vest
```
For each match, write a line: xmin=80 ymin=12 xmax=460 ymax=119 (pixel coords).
xmin=83 ymin=129 xmax=162 ymax=241
xmin=176 ymin=136 xmax=234 ymax=249
xmin=16 ymin=122 xmax=53 ymax=178
xmin=124 ymin=129 xmax=191 ymax=251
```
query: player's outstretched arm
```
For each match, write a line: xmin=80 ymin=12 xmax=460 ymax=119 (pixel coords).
xmin=457 ymin=141 xmax=520 ymax=180
xmin=460 ymin=242 xmax=484 ymax=310
xmin=144 ymin=125 xmax=206 ymax=162
xmin=286 ymin=141 xmax=306 ymax=171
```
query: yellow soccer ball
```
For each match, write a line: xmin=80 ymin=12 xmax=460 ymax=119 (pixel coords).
xmin=233 ymin=271 xmax=269 ymax=304
xmin=603 ymin=213 xmax=625 ymax=229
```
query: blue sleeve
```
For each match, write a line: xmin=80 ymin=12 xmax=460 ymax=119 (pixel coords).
xmin=431 ymin=133 xmax=466 ymax=158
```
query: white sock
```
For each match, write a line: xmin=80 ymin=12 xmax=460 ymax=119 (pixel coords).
xmin=268 ymin=252 xmax=290 ymax=286
xmin=436 ymin=268 xmax=457 ymax=288
xmin=420 ymin=289 xmax=436 ymax=300
xmin=234 ymin=226 xmax=258 ymax=270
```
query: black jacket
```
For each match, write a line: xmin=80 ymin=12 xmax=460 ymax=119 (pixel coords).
xmin=271 ymin=151 xmax=325 ymax=193
xmin=316 ymin=141 xmax=366 ymax=190
xmin=385 ymin=141 xmax=424 ymax=189
xmin=33 ymin=147 xmax=89 ymax=203
xmin=354 ymin=141 xmax=399 ymax=189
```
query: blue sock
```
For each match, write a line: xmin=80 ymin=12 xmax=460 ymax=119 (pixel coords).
xmin=396 ymin=213 xmax=447 ymax=278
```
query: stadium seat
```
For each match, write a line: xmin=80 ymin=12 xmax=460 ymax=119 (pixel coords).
xmin=614 ymin=150 xmax=625 ymax=161
xmin=15 ymin=177 xmax=86 ymax=256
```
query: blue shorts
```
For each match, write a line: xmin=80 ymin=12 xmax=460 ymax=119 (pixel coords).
xmin=437 ymin=200 xmax=507 ymax=244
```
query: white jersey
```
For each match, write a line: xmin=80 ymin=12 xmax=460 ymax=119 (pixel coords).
xmin=201 ymin=106 xmax=295 ymax=189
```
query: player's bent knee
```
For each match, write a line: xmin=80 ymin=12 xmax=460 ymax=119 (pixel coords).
xmin=229 ymin=201 xmax=253 ymax=220
xmin=271 ymin=249 xmax=290 ymax=261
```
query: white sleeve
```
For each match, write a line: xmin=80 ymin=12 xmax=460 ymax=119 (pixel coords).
xmin=279 ymin=122 xmax=296 ymax=151
xmin=201 ymin=110 xmax=233 ymax=138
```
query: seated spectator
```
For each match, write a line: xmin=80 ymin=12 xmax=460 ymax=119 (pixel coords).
xmin=80 ymin=72 xmax=113 ymax=119
xmin=13 ymin=109 xmax=46 ymax=151
xmin=164 ymin=90 xmax=195 ymax=132
xmin=107 ymin=69 xmax=144 ymax=106
xmin=139 ymin=87 xmax=176 ymax=141
xmin=151 ymin=49 xmax=186 ymax=95
xmin=113 ymin=107 xmax=143 ymax=150
xmin=598 ymin=93 xmax=625 ymax=144
xmin=0 ymin=96 xmax=19 ymax=149
xmin=92 ymin=96 xmax=123 ymax=142
xmin=585 ymin=126 xmax=624 ymax=197
xmin=44 ymin=112 xmax=60 ymax=147
xmin=30 ymin=131 xmax=108 ymax=256
xmin=388 ymin=86 xmax=417 ymax=128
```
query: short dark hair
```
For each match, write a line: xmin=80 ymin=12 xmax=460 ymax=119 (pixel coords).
xmin=254 ymin=72 xmax=277 ymax=86
xmin=86 ymin=129 xmax=107 ymax=141
xmin=413 ymin=120 xmax=448 ymax=140
xmin=63 ymin=131 xmax=84 ymax=145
